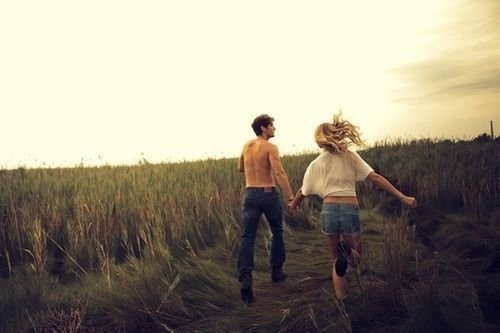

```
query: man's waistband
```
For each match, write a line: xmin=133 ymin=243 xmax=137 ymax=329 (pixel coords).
xmin=246 ymin=186 xmax=276 ymax=192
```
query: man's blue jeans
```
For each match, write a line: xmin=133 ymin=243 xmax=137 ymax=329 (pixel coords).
xmin=237 ymin=187 xmax=286 ymax=281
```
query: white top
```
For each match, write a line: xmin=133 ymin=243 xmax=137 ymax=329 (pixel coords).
xmin=301 ymin=150 xmax=374 ymax=198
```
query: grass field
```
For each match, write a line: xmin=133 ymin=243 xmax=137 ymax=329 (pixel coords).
xmin=0 ymin=138 xmax=499 ymax=332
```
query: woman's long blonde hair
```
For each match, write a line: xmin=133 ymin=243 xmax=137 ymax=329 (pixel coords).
xmin=314 ymin=113 xmax=365 ymax=153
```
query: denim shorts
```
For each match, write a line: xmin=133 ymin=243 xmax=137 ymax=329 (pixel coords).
xmin=320 ymin=203 xmax=362 ymax=235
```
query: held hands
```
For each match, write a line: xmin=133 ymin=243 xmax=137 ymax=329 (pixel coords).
xmin=287 ymin=199 xmax=299 ymax=215
xmin=287 ymin=189 xmax=304 ymax=215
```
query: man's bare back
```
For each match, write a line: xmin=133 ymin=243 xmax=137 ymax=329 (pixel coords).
xmin=240 ymin=138 xmax=276 ymax=187
xmin=239 ymin=138 xmax=294 ymax=200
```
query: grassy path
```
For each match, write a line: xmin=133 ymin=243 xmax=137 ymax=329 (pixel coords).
xmin=5 ymin=208 xmax=498 ymax=332
xmin=197 ymin=212 xmax=399 ymax=333
xmin=188 ymin=208 xmax=500 ymax=333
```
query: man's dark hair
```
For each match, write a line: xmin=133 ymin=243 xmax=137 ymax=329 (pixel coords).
xmin=251 ymin=114 xmax=274 ymax=136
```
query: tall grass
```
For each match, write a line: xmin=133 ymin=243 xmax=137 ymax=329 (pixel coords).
xmin=2 ymin=139 xmax=496 ymax=276
xmin=359 ymin=139 xmax=499 ymax=220
xmin=0 ymin=159 xmax=245 ymax=277
xmin=0 ymin=138 xmax=498 ymax=331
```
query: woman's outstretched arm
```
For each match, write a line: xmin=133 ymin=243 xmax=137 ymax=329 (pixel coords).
xmin=366 ymin=172 xmax=417 ymax=208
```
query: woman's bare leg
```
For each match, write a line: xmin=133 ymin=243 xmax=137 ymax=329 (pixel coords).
xmin=326 ymin=234 xmax=348 ymax=300
xmin=342 ymin=233 xmax=362 ymax=267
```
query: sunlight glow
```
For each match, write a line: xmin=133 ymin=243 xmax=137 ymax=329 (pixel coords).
xmin=1 ymin=0 xmax=498 ymax=168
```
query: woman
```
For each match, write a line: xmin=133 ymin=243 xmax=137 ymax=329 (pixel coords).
xmin=289 ymin=114 xmax=417 ymax=302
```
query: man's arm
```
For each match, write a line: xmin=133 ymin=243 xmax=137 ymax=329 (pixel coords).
xmin=237 ymin=153 xmax=244 ymax=172
xmin=268 ymin=144 xmax=294 ymax=201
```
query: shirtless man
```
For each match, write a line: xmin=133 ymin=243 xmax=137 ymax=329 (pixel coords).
xmin=237 ymin=114 xmax=295 ymax=304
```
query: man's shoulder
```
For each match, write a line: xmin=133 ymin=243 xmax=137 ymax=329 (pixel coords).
xmin=264 ymin=142 xmax=279 ymax=156
xmin=242 ymin=139 xmax=256 ymax=149
xmin=266 ymin=140 xmax=277 ymax=148
xmin=243 ymin=139 xmax=276 ymax=149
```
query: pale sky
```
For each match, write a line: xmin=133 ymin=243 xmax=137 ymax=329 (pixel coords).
xmin=1 ymin=1 xmax=499 ymax=169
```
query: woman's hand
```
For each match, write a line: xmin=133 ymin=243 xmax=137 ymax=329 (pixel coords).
xmin=400 ymin=195 xmax=418 ymax=208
